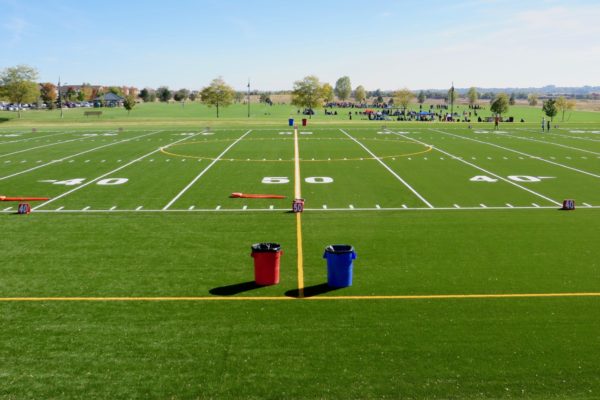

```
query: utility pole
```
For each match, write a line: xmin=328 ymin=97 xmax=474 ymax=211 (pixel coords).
xmin=247 ymin=78 xmax=250 ymax=118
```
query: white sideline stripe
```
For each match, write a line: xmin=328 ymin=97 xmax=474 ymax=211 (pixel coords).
xmin=0 ymin=131 xmax=72 ymax=145
xmin=11 ymin=205 xmax=600 ymax=214
xmin=340 ymin=129 xmax=434 ymax=208
xmin=397 ymin=132 xmax=562 ymax=206
xmin=430 ymin=129 xmax=600 ymax=179
xmin=162 ymin=130 xmax=252 ymax=210
xmin=583 ymin=202 xmax=592 ymax=207
xmin=0 ymin=136 xmax=93 ymax=159
xmin=32 ymin=131 xmax=202 ymax=210
xmin=521 ymin=128 xmax=600 ymax=143
xmin=495 ymin=131 xmax=600 ymax=156
xmin=0 ymin=130 xmax=162 ymax=182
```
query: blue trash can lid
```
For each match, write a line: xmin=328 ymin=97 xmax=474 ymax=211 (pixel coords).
xmin=252 ymin=243 xmax=281 ymax=252
xmin=324 ymin=244 xmax=354 ymax=254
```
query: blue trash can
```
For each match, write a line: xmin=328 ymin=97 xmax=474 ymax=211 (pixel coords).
xmin=288 ymin=118 xmax=294 ymax=126
xmin=323 ymin=245 xmax=356 ymax=287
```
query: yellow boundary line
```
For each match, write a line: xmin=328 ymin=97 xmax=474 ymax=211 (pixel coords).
xmin=2 ymin=293 xmax=600 ymax=302
xmin=294 ymin=127 xmax=305 ymax=298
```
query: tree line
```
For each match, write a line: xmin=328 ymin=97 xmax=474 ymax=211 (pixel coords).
xmin=0 ymin=64 xmax=580 ymax=120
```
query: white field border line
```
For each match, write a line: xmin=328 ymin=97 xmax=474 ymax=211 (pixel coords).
xmin=162 ymin=130 xmax=252 ymax=210
xmin=531 ymin=128 xmax=600 ymax=143
xmin=511 ymin=128 xmax=600 ymax=149
xmin=393 ymin=132 xmax=563 ymax=206
xmin=430 ymin=128 xmax=600 ymax=179
xmin=0 ymin=130 xmax=162 ymax=182
xmin=0 ymin=131 xmax=74 ymax=145
xmin=494 ymin=131 xmax=600 ymax=156
xmin=0 ymin=135 xmax=99 ymax=159
xmin=339 ymin=128 xmax=434 ymax=208
xmin=32 ymin=131 xmax=205 ymax=210
xmin=11 ymin=205 xmax=600 ymax=214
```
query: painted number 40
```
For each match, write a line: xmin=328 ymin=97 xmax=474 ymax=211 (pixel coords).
xmin=262 ymin=176 xmax=334 ymax=184
xmin=470 ymin=175 xmax=554 ymax=183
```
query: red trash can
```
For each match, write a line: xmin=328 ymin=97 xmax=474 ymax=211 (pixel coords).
xmin=302 ymin=118 xmax=307 ymax=126
xmin=251 ymin=243 xmax=282 ymax=285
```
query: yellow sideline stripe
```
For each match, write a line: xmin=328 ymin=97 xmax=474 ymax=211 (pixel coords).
xmin=2 ymin=293 xmax=600 ymax=302
xmin=294 ymin=126 xmax=305 ymax=298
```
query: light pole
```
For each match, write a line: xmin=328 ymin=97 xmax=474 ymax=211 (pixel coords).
xmin=450 ymin=82 xmax=455 ymax=122
xmin=247 ymin=78 xmax=250 ymax=118
xmin=58 ymin=77 xmax=63 ymax=119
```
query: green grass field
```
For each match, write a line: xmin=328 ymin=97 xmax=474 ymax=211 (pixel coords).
xmin=1 ymin=108 xmax=600 ymax=399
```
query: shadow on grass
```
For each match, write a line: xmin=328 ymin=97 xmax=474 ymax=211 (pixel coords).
xmin=209 ymin=281 xmax=262 ymax=296
xmin=285 ymin=283 xmax=341 ymax=298
xmin=0 ymin=118 xmax=10 ymax=123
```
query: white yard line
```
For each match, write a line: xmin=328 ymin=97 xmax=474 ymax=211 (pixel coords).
xmin=494 ymin=131 xmax=600 ymax=156
xmin=340 ymin=128 xmax=434 ymax=208
xmin=395 ymin=132 xmax=562 ymax=206
xmin=0 ymin=131 xmax=73 ymax=145
xmin=525 ymin=128 xmax=600 ymax=143
xmin=429 ymin=128 xmax=600 ymax=179
xmin=32 ymin=131 xmax=204 ymax=210
xmin=0 ymin=130 xmax=162 ymax=182
xmin=0 ymin=136 xmax=96 ymax=159
xmin=162 ymin=130 xmax=251 ymax=210
xmin=10 ymin=205 xmax=600 ymax=214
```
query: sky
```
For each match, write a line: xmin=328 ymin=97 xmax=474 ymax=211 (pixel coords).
xmin=1 ymin=0 xmax=600 ymax=91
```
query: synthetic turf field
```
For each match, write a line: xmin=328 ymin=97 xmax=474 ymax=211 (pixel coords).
xmin=1 ymin=120 xmax=600 ymax=398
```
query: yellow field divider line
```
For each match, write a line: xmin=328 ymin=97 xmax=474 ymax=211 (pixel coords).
xmin=294 ymin=126 xmax=305 ymax=298
xmin=2 ymin=293 xmax=600 ymax=302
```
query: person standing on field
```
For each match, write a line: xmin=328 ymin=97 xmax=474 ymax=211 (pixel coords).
xmin=547 ymin=120 xmax=551 ymax=132
xmin=541 ymin=117 xmax=545 ymax=132
xmin=494 ymin=115 xmax=499 ymax=130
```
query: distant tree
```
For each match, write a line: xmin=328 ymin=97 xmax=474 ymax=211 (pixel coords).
xmin=291 ymin=75 xmax=324 ymax=118
xmin=490 ymin=93 xmax=510 ymax=116
xmin=66 ymin=86 xmax=77 ymax=101
xmin=139 ymin=88 xmax=151 ymax=102
xmin=527 ymin=93 xmax=539 ymax=106
xmin=394 ymin=88 xmax=414 ymax=111
xmin=156 ymin=86 xmax=172 ymax=102
xmin=76 ymin=91 xmax=85 ymax=102
xmin=555 ymin=96 xmax=576 ymax=121
xmin=467 ymin=87 xmax=478 ymax=107
xmin=354 ymin=85 xmax=366 ymax=103
xmin=0 ymin=64 xmax=39 ymax=118
xmin=542 ymin=99 xmax=558 ymax=121
xmin=509 ymin=92 xmax=516 ymax=105
xmin=372 ymin=89 xmax=382 ymax=100
xmin=321 ymin=83 xmax=334 ymax=103
xmin=199 ymin=77 xmax=235 ymax=118
xmin=108 ymin=86 xmax=123 ymax=96
xmin=259 ymin=93 xmax=270 ymax=103
xmin=173 ymin=88 xmax=190 ymax=105
xmin=39 ymin=82 xmax=57 ymax=107
xmin=334 ymin=76 xmax=352 ymax=101
xmin=189 ymin=92 xmax=198 ymax=102
xmin=123 ymin=95 xmax=136 ymax=115
xmin=417 ymin=90 xmax=426 ymax=104
xmin=234 ymin=91 xmax=244 ymax=103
